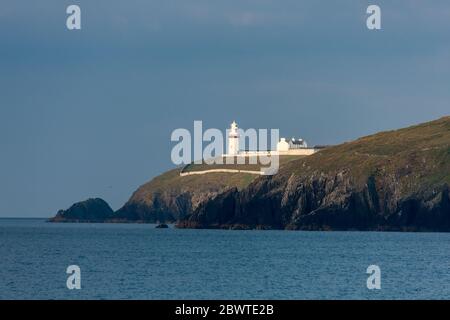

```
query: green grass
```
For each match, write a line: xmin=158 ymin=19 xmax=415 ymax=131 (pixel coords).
xmin=281 ymin=116 xmax=450 ymax=195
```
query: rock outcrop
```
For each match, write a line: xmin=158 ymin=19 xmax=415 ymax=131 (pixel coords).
xmin=49 ymin=198 xmax=114 ymax=223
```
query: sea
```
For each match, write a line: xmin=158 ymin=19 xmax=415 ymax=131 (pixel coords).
xmin=0 ymin=218 xmax=449 ymax=300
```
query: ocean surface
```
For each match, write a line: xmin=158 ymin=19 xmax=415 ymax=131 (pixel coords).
xmin=0 ymin=218 xmax=449 ymax=300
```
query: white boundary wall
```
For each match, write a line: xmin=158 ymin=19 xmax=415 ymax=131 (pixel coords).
xmin=180 ymin=148 xmax=318 ymax=176
xmin=180 ymin=168 xmax=263 ymax=176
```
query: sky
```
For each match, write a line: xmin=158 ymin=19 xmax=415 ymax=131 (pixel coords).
xmin=1 ymin=0 xmax=450 ymax=217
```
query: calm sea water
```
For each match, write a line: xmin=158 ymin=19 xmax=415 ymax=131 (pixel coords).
xmin=0 ymin=218 xmax=449 ymax=299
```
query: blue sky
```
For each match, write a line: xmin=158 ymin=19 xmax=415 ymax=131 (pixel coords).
xmin=1 ymin=0 xmax=450 ymax=217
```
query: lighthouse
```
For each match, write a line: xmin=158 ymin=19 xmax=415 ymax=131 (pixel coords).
xmin=228 ymin=121 xmax=240 ymax=155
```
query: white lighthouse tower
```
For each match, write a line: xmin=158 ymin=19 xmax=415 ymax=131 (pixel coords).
xmin=228 ymin=121 xmax=240 ymax=155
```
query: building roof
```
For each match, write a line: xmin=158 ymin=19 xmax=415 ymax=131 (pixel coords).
xmin=290 ymin=139 xmax=305 ymax=145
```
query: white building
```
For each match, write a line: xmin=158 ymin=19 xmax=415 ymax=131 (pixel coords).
xmin=276 ymin=137 xmax=315 ymax=155
xmin=276 ymin=138 xmax=290 ymax=152
xmin=226 ymin=121 xmax=319 ymax=156
xmin=289 ymin=137 xmax=307 ymax=149
xmin=228 ymin=121 xmax=240 ymax=155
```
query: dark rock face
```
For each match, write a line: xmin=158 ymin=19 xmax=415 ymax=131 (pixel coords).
xmin=49 ymin=198 xmax=114 ymax=223
xmin=155 ymin=223 xmax=169 ymax=228
xmin=177 ymin=188 xmax=240 ymax=229
xmin=177 ymin=173 xmax=450 ymax=232
xmin=115 ymin=191 xmax=192 ymax=223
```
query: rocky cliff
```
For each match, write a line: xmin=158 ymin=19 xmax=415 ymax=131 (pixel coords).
xmin=51 ymin=116 xmax=450 ymax=231
xmin=177 ymin=116 xmax=450 ymax=231
xmin=114 ymin=169 xmax=258 ymax=222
